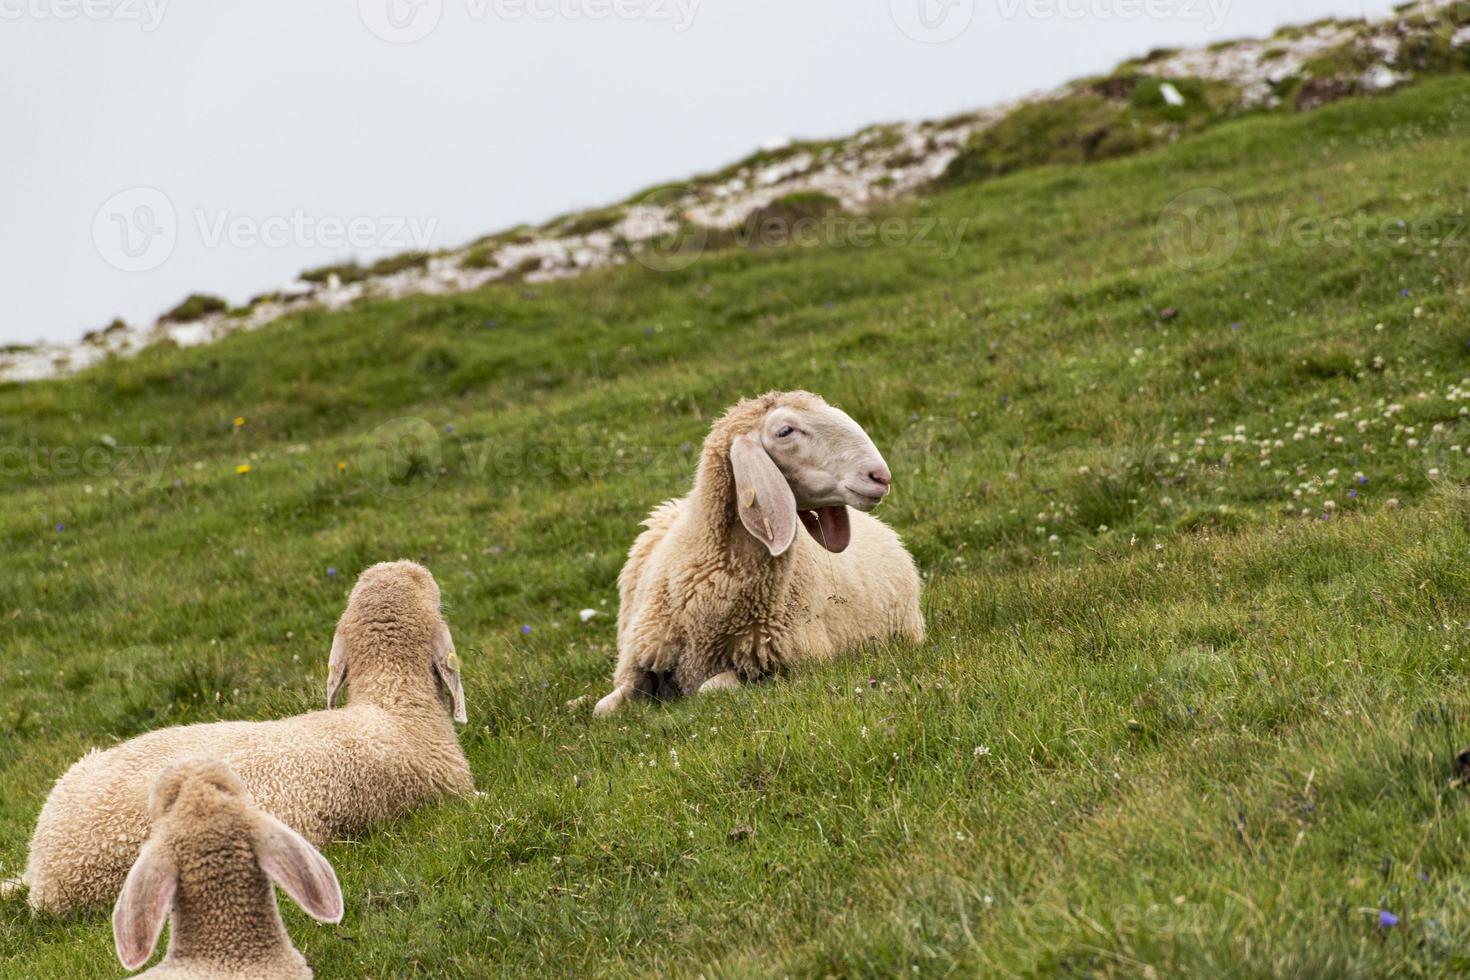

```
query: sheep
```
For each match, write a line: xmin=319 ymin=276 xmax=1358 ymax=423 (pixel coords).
xmin=595 ymin=390 xmax=924 ymax=717
xmin=113 ymin=759 xmax=343 ymax=979
xmin=17 ymin=560 xmax=474 ymax=914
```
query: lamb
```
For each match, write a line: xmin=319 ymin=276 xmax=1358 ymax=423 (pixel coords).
xmin=16 ymin=560 xmax=474 ymax=914
xmin=595 ymin=390 xmax=925 ymax=716
xmin=113 ymin=759 xmax=343 ymax=979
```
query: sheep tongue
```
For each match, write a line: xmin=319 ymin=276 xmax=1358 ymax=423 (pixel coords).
xmin=800 ymin=506 xmax=851 ymax=553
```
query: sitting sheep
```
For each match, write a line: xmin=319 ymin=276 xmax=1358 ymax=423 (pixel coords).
xmin=114 ymin=759 xmax=343 ymax=979
xmin=18 ymin=560 xmax=474 ymax=914
xmin=595 ymin=390 xmax=924 ymax=716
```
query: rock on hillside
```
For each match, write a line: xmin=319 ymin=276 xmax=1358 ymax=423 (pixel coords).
xmin=6 ymin=0 xmax=1468 ymax=384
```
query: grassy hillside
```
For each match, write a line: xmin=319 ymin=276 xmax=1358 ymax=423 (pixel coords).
xmin=5 ymin=77 xmax=1470 ymax=977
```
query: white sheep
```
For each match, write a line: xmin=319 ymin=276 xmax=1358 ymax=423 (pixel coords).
xmin=595 ymin=390 xmax=925 ymax=716
xmin=16 ymin=560 xmax=474 ymax=914
xmin=113 ymin=758 xmax=343 ymax=979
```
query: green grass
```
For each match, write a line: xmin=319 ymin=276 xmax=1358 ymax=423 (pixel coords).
xmin=6 ymin=77 xmax=1470 ymax=977
xmin=158 ymin=293 xmax=228 ymax=324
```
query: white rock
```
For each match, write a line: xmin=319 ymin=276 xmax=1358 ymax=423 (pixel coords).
xmin=1159 ymin=82 xmax=1186 ymax=107
xmin=1364 ymin=65 xmax=1400 ymax=91
xmin=579 ymin=608 xmax=598 ymax=623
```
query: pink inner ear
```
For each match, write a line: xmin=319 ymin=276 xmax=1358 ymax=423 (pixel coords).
xmin=799 ymin=506 xmax=851 ymax=552
xmin=114 ymin=845 xmax=176 ymax=970
xmin=257 ymin=822 xmax=344 ymax=924
xmin=730 ymin=433 xmax=797 ymax=556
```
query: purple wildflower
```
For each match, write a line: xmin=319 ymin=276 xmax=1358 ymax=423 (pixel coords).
xmin=1231 ymin=322 xmax=1242 ymax=332
xmin=1357 ymin=475 xmax=1368 ymax=485
xmin=1378 ymin=910 xmax=1399 ymax=928
xmin=54 ymin=523 xmax=64 ymax=532
xmin=327 ymin=567 xmax=337 ymax=578
xmin=1347 ymin=489 xmax=1358 ymax=499
xmin=521 ymin=624 xmax=532 ymax=635
xmin=444 ymin=424 xmax=455 ymax=434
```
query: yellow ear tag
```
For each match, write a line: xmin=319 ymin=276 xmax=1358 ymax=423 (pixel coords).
xmin=445 ymin=652 xmax=460 ymax=672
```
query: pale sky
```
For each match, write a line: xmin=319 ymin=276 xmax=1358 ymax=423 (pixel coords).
xmin=1 ymin=0 xmax=1401 ymax=345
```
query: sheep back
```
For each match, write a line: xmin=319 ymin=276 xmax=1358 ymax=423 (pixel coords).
xmin=25 ymin=706 xmax=471 ymax=913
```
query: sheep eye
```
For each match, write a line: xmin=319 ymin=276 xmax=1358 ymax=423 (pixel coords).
xmin=776 ymin=426 xmax=795 ymax=438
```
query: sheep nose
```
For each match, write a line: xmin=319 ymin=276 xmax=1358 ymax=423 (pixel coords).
xmin=869 ymin=465 xmax=892 ymax=490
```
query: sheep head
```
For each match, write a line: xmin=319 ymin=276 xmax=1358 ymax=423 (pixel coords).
xmin=327 ymin=561 xmax=467 ymax=724
xmin=114 ymin=759 xmax=343 ymax=971
xmin=722 ymin=391 xmax=891 ymax=557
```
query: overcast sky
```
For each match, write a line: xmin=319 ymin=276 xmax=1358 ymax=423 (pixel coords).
xmin=1 ymin=0 xmax=1401 ymax=345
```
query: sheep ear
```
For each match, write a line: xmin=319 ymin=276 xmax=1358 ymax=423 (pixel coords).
xmin=431 ymin=623 xmax=468 ymax=724
xmin=730 ymin=433 xmax=797 ymax=556
xmin=327 ymin=631 xmax=347 ymax=708
xmin=253 ymin=813 xmax=344 ymax=924
xmin=113 ymin=837 xmax=176 ymax=971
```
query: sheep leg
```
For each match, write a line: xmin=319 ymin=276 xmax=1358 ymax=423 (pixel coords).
xmin=593 ymin=668 xmax=660 ymax=718
xmin=593 ymin=685 xmax=632 ymax=717
xmin=697 ymin=671 xmax=742 ymax=694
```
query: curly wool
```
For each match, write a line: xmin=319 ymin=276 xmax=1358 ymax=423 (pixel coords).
xmin=614 ymin=391 xmax=925 ymax=694
xmin=22 ymin=561 xmax=474 ymax=914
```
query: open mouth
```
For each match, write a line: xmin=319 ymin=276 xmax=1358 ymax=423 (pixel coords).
xmin=798 ymin=506 xmax=851 ymax=553
xmin=843 ymin=485 xmax=886 ymax=509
